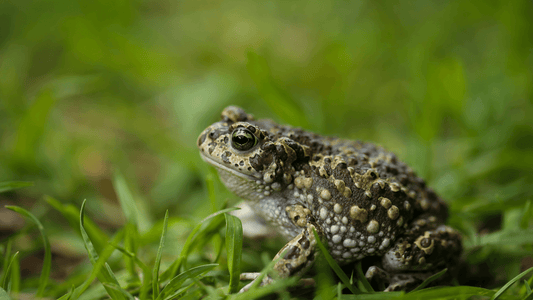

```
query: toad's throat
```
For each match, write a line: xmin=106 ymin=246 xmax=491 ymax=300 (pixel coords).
xmin=199 ymin=152 xmax=259 ymax=181
xmin=200 ymin=153 xmax=264 ymax=200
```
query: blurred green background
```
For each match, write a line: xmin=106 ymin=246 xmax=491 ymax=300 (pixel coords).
xmin=1 ymin=0 xmax=532 ymax=292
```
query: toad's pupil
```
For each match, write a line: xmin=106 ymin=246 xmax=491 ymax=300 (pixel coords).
xmin=234 ymin=135 xmax=248 ymax=144
xmin=231 ymin=128 xmax=257 ymax=150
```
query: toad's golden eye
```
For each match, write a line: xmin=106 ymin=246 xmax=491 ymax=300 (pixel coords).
xmin=231 ymin=127 xmax=257 ymax=151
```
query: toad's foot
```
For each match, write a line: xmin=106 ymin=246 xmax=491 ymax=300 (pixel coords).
xmin=366 ymin=216 xmax=462 ymax=291
xmin=239 ymin=273 xmax=315 ymax=293
xmin=239 ymin=273 xmax=274 ymax=293
xmin=365 ymin=266 xmax=434 ymax=291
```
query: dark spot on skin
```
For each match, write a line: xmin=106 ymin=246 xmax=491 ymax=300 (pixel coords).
xmin=208 ymin=128 xmax=226 ymax=141
xmin=387 ymin=165 xmax=399 ymax=175
xmin=283 ymin=139 xmax=308 ymax=160
xmin=220 ymin=155 xmax=229 ymax=163
xmin=289 ymin=252 xmax=314 ymax=275
xmin=249 ymin=154 xmax=263 ymax=171
xmin=284 ymin=246 xmax=301 ymax=260
xmin=285 ymin=263 xmax=294 ymax=272
xmin=420 ymin=238 xmax=431 ymax=248
xmin=208 ymin=146 xmax=215 ymax=154
xmin=249 ymin=150 xmax=273 ymax=172
xmin=324 ymin=157 xmax=331 ymax=164
xmin=348 ymin=158 xmax=358 ymax=165
xmin=239 ymin=161 xmax=244 ymax=166
xmin=336 ymin=162 xmax=347 ymax=169
xmin=247 ymin=167 xmax=252 ymax=171
xmin=298 ymin=237 xmax=310 ymax=249
xmin=198 ymin=133 xmax=207 ymax=147
xmin=399 ymin=174 xmax=409 ymax=185
xmin=275 ymin=145 xmax=288 ymax=161
xmin=221 ymin=151 xmax=232 ymax=164
xmin=224 ymin=136 xmax=229 ymax=143
xmin=369 ymin=171 xmax=377 ymax=179
xmin=323 ymin=165 xmax=332 ymax=176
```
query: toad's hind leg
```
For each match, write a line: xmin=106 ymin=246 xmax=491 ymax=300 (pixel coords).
xmin=366 ymin=215 xmax=462 ymax=291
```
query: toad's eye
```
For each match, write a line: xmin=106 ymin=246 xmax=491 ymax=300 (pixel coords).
xmin=231 ymin=128 xmax=257 ymax=151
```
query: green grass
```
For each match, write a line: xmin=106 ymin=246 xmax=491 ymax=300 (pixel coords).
xmin=1 ymin=0 xmax=533 ymax=298
xmin=1 ymin=176 xmax=533 ymax=299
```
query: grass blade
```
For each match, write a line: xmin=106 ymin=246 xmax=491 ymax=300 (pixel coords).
xmin=110 ymin=243 xmax=150 ymax=275
xmin=524 ymin=293 xmax=533 ymax=300
xmin=113 ymin=169 xmax=152 ymax=233
xmin=231 ymin=276 xmax=299 ymax=300
xmin=160 ymin=207 xmax=238 ymax=281
xmin=312 ymin=228 xmax=360 ymax=294
xmin=0 ymin=239 xmax=12 ymax=288
xmin=152 ymin=210 xmax=169 ymax=300
xmin=355 ymin=261 xmax=374 ymax=292
xmin=109 ymin=242 xmax=151 ymax=299
xmin=476 ymin=230 xmax=533 ymax=247
xmin=225 ymin=213 xmax=243 ymax=294
xmin=407 ymin=286 xmax=493 ymax=299
xmin=7 ymin=254 xmax=19 ymax=295
xmin=1 ymin=252 xmax=19 ymax=291
xmin=64 ymin=285 xmax=75 ymax=300
xmin=0 ymin=287 xmax=13 ymax=300
xmin=524 ymin=279 xmax=533 ymax=300
xmin=102 ymin=282 xmax=135 ymax=300
xmin=491 ymin=267 xmax=533 ymax=300
xmin=521 ymin=200 xmax=533 ymax=229
xmin=103 ymin=263 xmax=134 ymax=299
xmin=161 ymin=283 xmax=195 ymax=300
xmin=79 ymin=199 xmax=126 ymax=300
xmin=410 ymin=268 xmax=447 ymax=293
xmin=59 ymin=229 xmax=125 ymax=300
xmin=123 ymin=223 xmax=138 ymax=281
xmin=5 ymin=206 xmax=51 ymax=297
xmin=157 ymin=264 xmax=218 ymax=300
xmin=0 ymin=181 xmax=33 ymax=193
xmin=45 ymin=196 xmax=109 ymax=252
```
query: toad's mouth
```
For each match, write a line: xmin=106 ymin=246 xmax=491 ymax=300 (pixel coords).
xmin=199 ymin=152 xmax=260 ymax=181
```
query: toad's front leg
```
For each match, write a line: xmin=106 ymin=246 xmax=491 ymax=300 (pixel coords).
xmin=239 ymin=205 xmax=319 ymax=292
